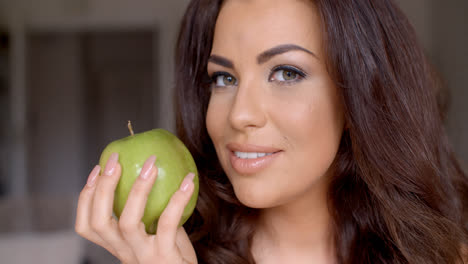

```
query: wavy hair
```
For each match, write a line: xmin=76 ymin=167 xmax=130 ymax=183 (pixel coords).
xmin=174 ymin=0 xmax=468 ymax=263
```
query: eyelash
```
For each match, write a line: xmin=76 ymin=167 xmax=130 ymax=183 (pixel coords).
xmin=210 ymin=71 xmax=236 ymax=89
xmin=209 ymin=65 xmax=307 ymax=89
xmin=269 ymin=65 xmax=307 ymax=84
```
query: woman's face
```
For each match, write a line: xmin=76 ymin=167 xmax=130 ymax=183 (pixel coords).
xmin=206 ymin=0 xmax=345 ymax=208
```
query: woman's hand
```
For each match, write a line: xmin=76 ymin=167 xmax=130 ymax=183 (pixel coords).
xmin=75 ymin=153 xmax=197 ymax=264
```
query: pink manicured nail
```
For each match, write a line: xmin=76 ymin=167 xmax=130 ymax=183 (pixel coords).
xmin=140 ymin=155 xmax=157 ymax=180
xmin=181 ymin=172 xmax=195 ymax=192
xmin=87 ymin=165 xmax=100 ymax=187
xmin=104 ymin=153 xmax=119 ymax=176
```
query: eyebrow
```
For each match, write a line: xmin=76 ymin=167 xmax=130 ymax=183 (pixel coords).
xmin=257 ymin=44 xmax=318 ymax=64
xmin=208 ymin=44 xmax=318 ymax=69
xmin=208 ymin=55 xmax=234 ymax=69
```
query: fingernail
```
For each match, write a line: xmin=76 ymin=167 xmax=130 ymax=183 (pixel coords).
xmin=104 ymin=153 xmax=119 ymax=176
xmin=181 ymin=172 xmax=195 ymax=192
xmin=140 ymin=155 xmax=157 ymax=180
xmin=87 ymin=165 xmax=100 ymax=187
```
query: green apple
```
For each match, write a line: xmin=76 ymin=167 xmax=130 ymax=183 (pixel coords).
xmin=98 ymin=125 xmax=199 ymax=234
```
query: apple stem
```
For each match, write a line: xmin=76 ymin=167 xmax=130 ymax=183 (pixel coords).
xmin=128 ymin=120 xmax=135 ymax=136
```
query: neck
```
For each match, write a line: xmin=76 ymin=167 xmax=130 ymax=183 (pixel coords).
xmin=251 ymin=177 xmax=335 ymax=263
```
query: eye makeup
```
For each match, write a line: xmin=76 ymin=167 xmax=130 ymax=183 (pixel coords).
xmin=207 ymin=63 xmax=309 ymax=89
xmin=268 ymin=64 xmax=308 ymax=85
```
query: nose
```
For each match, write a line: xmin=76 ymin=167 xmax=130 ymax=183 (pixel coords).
xmin=228 ymin=79 xmax=267 ymax=132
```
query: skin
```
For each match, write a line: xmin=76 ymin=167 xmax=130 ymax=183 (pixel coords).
xmin=75 ymin=156 xmax=197 ymax=264
xmin=206 ymin=0 xmax=344 ymax=263
xmin=75 ymin=0 xmax=344 ymax=263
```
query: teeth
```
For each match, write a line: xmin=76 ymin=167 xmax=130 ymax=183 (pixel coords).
xmin=234 ymin=151 xmax=274 ymax=159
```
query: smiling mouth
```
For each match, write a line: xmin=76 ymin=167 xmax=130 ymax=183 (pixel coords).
xmin=229 ymin=150 xmax=282 ymax=175
xmin=233 ymin=151 xmax=281 ymax=159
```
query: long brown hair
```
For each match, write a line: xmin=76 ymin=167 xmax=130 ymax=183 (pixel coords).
xmin=174 ymin=0 xmax=468 ymax=263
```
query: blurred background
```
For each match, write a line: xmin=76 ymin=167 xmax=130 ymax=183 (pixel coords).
xmin=0 ymin=0 xmax=466 ymax=263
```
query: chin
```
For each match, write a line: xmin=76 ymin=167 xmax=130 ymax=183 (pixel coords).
xmin=231 ymin=180 xmax=280 ymax=209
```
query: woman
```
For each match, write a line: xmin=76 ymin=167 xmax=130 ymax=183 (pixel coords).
xmin=75 ymin=0 xmax=468 ymax=263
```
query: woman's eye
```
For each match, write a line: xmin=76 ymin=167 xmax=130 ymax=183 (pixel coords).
xmin=282 ymin=70 xmax=297 ymax=80
xmin=269 ymin=66 xmax=305 ymax=83
xmin=212 ymin=73 xmax=238 ymax=87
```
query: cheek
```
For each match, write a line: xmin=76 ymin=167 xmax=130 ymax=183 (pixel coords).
xmin=206 ymin=97 xmax=235 ymax=178
xmin=277 ymin=81 xmax=344 ymax=146
xmin=272 ymin=84 xmax=344 ymax=177
xmin=205 ymin=99 xmax=218 ymax=142
xmin=206 ymin=96 xmax=229 ymax=146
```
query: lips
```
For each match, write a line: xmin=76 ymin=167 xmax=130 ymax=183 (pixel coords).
xmin=227 ymin=143 xmax=282 ymax=175
xmin=226 ymin=143 xmax=282 ymax=153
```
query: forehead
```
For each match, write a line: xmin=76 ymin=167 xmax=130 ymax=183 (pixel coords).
xmin=212 ymin=0 xmax=321 ymax=56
